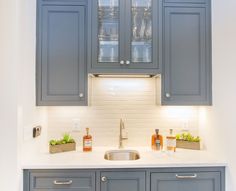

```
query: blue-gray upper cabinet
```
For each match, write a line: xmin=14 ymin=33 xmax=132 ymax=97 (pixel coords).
xmin=100 ymin=171 xmax=146 ymax=191
xmin=36 ymin=0 xmax=89 ymax=106
xmin=151 ymin=172 xmax=221 ymax=191
xmin=90 ymin=0 xmax=161 ymax=75
xmin=162 ymin=4 xmax=212 ymax=105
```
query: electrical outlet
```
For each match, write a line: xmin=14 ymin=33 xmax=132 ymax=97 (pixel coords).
xmin=72 ymin=118 xmax=81 ymax=132
xmin=33 ymin=126 xmax=42 ymax=138
xmin=181 ymin=119 xmax=189 ymax=131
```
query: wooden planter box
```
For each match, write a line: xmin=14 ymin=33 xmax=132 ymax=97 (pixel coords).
xmin=49 ymin=142 xmax=76 ymax=154
xmin=176 ymin=140 xmax=200 ymax=150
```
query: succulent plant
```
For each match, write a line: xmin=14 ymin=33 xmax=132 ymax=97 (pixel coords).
xmin=49 ymin=133 xmax=75 ymax=145
xmin=176 ymin=133 xmax=200 ymax=142
xmin=49 ymin=140 xmax=57 ymax=146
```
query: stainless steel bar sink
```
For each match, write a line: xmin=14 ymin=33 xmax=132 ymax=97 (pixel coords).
xmin=104 ymin=150 xmax=140 ymax=161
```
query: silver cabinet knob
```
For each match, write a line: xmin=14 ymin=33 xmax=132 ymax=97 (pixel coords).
xmin=79 ymin=93 xmax=84 ymax=98
xmin=165 ymin=93 xmax=171 ymax=98
xmin=126 ymin=60 xmax=130 ymax=65
xmin=101 ymin=176 xmax=107 ymax=182
xmin=120 ymin=60 xmax=124 ymax=65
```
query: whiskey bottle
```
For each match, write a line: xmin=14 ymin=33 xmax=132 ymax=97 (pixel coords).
xmin=83 ymin=128 xmax=92 ymax=152
xmin=166 ymin=129 xmax=176 ymax=152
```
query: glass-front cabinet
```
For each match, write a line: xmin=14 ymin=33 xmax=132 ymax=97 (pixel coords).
xmin=91 ymin=0 xmax=161 ymax=74
xmin=131 ymin=0 xmax=152 ymax=63
xmin=98 ymin=0 xmax=119 ymax=63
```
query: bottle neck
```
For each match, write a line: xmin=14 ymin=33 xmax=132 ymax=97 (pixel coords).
xmin=169 ymin=129 xmax=173 ymax=136
xmin=86 ymin=128 xmax=89 ymax=136
xmin=155 ymin=129 xmax=159 ymax=136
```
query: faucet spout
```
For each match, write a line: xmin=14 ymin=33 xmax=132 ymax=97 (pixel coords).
xmin=119 ymin=119 xmax=128 ymax=149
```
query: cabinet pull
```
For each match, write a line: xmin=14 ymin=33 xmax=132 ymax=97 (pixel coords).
xmin=101 ymin=176 xmax=107 ymax=182
xmin=126 ymin=60 xmax=130 ymax=65
xmin=120 ymin=60 xmax=125 ymax=65
xmin=53 ymin=180 xmax=73 ymax=185
xmin=176 ymin=174 xmax=197 ymax=179
xmin=165 ymin=93 xmax=171 ymax=98
xmin=79 ymin=93 xmax=84 ymax=98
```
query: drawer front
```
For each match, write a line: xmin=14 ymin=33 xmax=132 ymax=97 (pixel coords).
xmin=30 ymin=171 xmax=95 ymax=191
xmin=151 ymin=172 xmax=221 ymax=191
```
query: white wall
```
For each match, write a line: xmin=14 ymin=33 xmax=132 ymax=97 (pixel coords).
xmin=0 ymin=0 xmax=48 ymax=191
xmin=18 ymin=0 xmax=48 ymax=154
xmin=199 ymin=0 xmax=236 ymax=190
xmin=0 ymin=0 xmax=19 ymax=190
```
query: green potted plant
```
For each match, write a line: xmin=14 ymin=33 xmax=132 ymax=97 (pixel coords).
xmin=176 ymin=132 xmax=200 ymax=150
xmin=49 ymin=133 xmax=76 ymax=154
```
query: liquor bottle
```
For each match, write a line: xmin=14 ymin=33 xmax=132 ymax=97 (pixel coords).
xmin=151 ymin=129 xmax=163 ymax=151
xmin=166 ymin=129 xmax=176 ymax=152
xmin=83 ymin=128 xmax=92 ymax=152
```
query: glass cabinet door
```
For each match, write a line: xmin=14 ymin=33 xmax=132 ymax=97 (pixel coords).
xmin=131 ymin=0 xmax=152 ymax=63
xmin=92 ymin=0 xmax=159 ymax=72
xmin=98 ymin=0 xmax=119 ymax=63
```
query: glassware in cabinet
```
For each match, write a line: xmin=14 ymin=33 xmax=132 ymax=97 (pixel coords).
xmin=131 ymin=0 xmax=152 ymax=63
xmin=98 ymin=0 xmax=119 ymax=63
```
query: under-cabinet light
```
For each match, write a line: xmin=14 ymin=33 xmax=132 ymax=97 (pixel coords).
xmin=93 ymin=74 xmax=153 ymax=78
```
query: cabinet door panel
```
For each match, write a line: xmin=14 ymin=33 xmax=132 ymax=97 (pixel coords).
xmin=101 ymin=172 xmax=145 ymax=191
xmin=125 ymin=0 xmax=159 ymax=69
xmin=91 ymin=0 xmax=125 ymax=69
xmin=37 ymin=5 xmax=87 ymax=106
xmin=162 ymin=6 xmax=211 ymax=105
xmin=151 ymin=172 xmax=221 ymax=191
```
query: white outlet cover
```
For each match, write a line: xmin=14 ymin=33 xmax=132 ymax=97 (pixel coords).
xmin=72 ymin=118 xmax=81 ymax=131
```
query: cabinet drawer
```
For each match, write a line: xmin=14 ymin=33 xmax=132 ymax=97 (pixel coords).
xmin=30 ymin=171 xmax=95 ymax=191
xmin=151 ymin=172 xmax=221 ymax=191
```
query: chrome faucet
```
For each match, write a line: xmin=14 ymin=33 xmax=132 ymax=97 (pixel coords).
xmin=119 ymin=119 xmax=128 ymax=149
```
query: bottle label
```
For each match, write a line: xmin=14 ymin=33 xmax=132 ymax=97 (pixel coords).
xmin=156 ymin=139 xmax=161 ymax=150
xmin=166 ymin=138 xmax=176 ymax=148
xmin=84 ymin=139 xmax=92 ymax=148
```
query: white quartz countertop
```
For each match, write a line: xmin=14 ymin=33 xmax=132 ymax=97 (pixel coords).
xmin=21 ymin=147 xmax=227 ymax=169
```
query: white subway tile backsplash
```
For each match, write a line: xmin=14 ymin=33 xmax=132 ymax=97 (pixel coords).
xmin=47 ymin=77 xmax=200 ymax=147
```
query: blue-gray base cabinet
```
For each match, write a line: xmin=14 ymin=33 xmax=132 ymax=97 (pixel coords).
xmin=36 ymin=0 xmax=91 ymax=106
xmin=162 ymin=0 xmax=212 ymax=105
xmin=100 ymin=171 xmax=146 ymax=191
xmin=24 ymin=167 xmax=225 ymax=191
xmin=151 ymin=168 xmax=224 ymax=191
